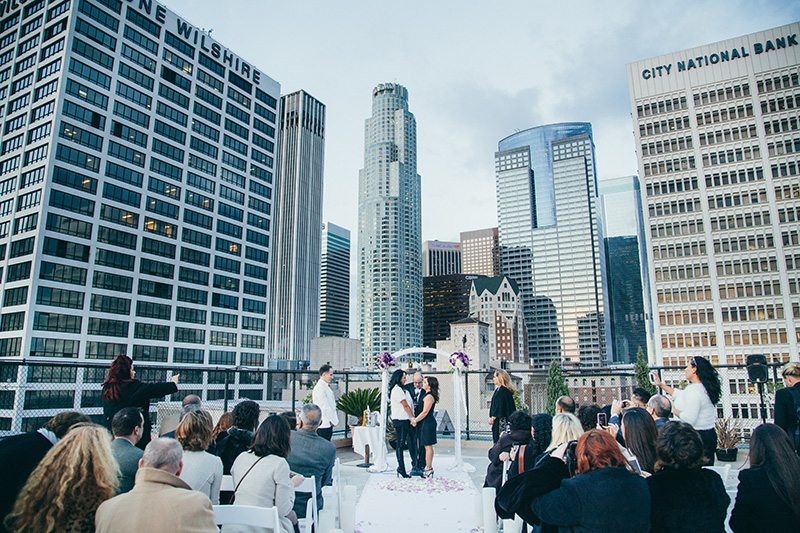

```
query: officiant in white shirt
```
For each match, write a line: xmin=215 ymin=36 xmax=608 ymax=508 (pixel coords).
xmin=312 ymin=364 xmax=339 ymax=441
xmin=403 ymin=371 xmax=427 ymax=476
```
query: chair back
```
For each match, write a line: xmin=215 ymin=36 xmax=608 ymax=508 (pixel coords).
xmin=213 ymin=505 xmax=280 ymax=530
xmin=220 ymin=474 xmax=234 ymax=492
xmin=294 ymin=475 xmax=318 ymax=532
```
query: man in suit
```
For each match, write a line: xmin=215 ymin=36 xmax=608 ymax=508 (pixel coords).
xmin=646 ymin=394 xmax=672 ymax=430
xmin=0 ymin=410 xmax=90 ymax=531
xmin=160 ymin=395 xmax=202 ymax=439
xmin=111 ymin=407 xmax=145 ymax=494
xmin=404 ymin=372 xmax=427 ymax=476
xmin=312 ymin=365 xmax=339 ymax=441
xmin=286 ymin=404 xmax=337 ymax=519
xmin=95 ymin=438 xmax=217 ymax=533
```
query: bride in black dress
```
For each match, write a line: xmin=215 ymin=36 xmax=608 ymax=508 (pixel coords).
xmin=413 ymin=376 xmax=439 ymax=478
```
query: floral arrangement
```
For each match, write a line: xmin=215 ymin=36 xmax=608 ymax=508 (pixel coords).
xmin=377 ymin=477 xmax=468 ymax=494
xmin=375 ymin=351 xmax=396 ymax=370
xmin=449 ymin=351 xmax=470 ymax=370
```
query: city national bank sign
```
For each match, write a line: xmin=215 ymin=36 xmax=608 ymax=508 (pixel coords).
xmin=640 ymin=32 xmax=798 ymax=80
xmin=0 ymin=0 xmax=263 ymax=85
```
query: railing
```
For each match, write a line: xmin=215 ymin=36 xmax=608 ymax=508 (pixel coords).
xmin=0 ymin=358 xmax=785 ymax=440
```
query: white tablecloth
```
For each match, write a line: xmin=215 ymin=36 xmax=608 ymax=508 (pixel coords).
xmin=352 ymin=425 xmax=385 ymax=460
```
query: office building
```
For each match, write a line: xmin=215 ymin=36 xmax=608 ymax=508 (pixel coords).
xmin=0 ymin=0 xmax=280 ymax=432
xmin=460 ymin=227 xmax=499 ymax=277
xmin=423 ymin=273 xmax=483 ymax=348
xmin=356 ymin=83 xmax=422 ymax=362
xmin=268 ymin=91 xmax=326 ymax=361
xmin=628 ymin=23 xmax=800 ymax=368
xmin=319 ymin=222 xmax=350 ymax=338
xmin=422 ymin=240 xmax=461 ymax=276
xmin=496 ymin=124 xmax=609 ymax=368
xmin=468 ymin=275 xmax=527 ymax=364
xmin=598 ymin=176 xmax=651 ymax=363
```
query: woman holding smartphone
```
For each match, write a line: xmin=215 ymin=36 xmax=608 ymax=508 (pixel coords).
xmin=652 ymin=356 xmax=721 ymax=465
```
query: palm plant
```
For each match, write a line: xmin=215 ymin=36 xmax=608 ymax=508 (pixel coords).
xmin=336 ymin=388 xmax=381 ymax=425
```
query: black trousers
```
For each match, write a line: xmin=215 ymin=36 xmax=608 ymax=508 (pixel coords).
xmin=392 ymin=419 xmax=417 ymax=475
xmin=408 ymin=424 xmax=421 ymax=470
xmin=317 ymin=426 xmax=333 ymax=441
xmin=698 ymin=428 xmax=717 ymax=466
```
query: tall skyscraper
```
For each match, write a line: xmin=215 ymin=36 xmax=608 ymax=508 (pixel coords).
xmin=461 ymin=227 xmax=500 ymax=276
xmin=628 ymin=22 xmax=800 ymax=368
xmin=0 ymin=0 xmax=280 ymax=432
xmin=422 ymin=240 xmax=461 ymax=276
xmin=268 ymin=91 xmax=326 ymax=360
xmin=319 ymin=222 xmax=350 ymax=338
xmin=423 ymin=273 xmax=482 ymax=347
xmin=357 ymin=83 xmax=422 ymax=361
xmin=598 ymin=176 xmax=651 ymax=363
xmin=496 ymin=124 xmax=609 ymax=368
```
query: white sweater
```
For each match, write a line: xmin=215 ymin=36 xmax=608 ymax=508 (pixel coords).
xmin=673 ymin=383 xmax=717 ymax=430
xmin=179 ymin=450 xmax=223 ymax=504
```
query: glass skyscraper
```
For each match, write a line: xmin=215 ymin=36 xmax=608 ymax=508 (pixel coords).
xmin=496 ymin=123 xmax=609 ymax=368
xmin=0 ymin=0 xmax=279 ymax=432
xmin=319 ymin=222 xmax=350 ymax=338
xmin=356 ymin=83 xmax=422 ymax=362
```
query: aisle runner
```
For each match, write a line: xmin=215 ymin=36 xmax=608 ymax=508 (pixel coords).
xmin=354 ymin=457 xmax=482 ymax=533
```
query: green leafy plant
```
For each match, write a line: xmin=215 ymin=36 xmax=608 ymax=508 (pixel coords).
xmin=634 ymin=347 xmax=657 ymax=396
xmin=336 ymin=388 xmax=381 ymax=425
xmin=513 ymin=388 xmax=528 ymax=413
xmin=545 ymin=360 xmax=570 ymax=416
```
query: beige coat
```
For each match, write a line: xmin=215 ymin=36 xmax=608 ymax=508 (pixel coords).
xmin=95 ymin=467 xmax=217 ymax=533
xmin=225 ymin=451 xmax=295 ymax=533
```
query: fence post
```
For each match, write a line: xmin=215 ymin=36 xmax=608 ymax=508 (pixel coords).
xmin=291 ymin=371 xmax=296 ymax=413
xmin=345 ymin=372 xmax=350 ymax=394
xmin=223 ymin=371 xmax=230 ymax=412
xmin=465 ymin=371 xmax=470 ymax=441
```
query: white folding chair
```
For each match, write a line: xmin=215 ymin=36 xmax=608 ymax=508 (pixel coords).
xmin=213 ymin=504 xmax=281 ymax=530
xmin=333 ymin=458 xmax=342 ymax=527
xmin=220 ymin=474 xmax=234 ymax=492
xmin=294 ymin=475 xmax=318 ymax=533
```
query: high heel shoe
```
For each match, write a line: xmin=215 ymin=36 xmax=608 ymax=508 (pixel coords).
xmin=396 ymin=469 xmax=411 ymax=478
xmin=423 ymin=468 xmax=433 ymax=478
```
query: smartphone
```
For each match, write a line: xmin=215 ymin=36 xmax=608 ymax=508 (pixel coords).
xmin=628 ymin=457 xmax=643 ymax=475
xmin=597 ymin=412 xmax=608 ymax=427
xmin=649 ymin=372 xmax=657 ymax=385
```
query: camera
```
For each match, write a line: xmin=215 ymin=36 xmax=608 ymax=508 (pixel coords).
xmin=564 ymin=440 xmax=579 ymax=477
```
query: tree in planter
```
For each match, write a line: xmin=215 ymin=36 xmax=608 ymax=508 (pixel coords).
xmin=634 ymin=347 xmax=657 ymax=396
xmin=513 ymin=388 xmax=528 ymax=413
xmin=546 ymin=359 xmax=570 ymax=416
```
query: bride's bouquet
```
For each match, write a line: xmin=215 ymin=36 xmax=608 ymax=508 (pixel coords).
xmin=375 ymin=351 xmax=396 ymax=370
xmin=448 ymin=351 xmax=470 ymax=371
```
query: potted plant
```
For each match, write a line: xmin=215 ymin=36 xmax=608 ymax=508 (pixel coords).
xmin=335 ymin=388 xmax=381 ymax=426
xmin=714 ymin=417 xmax=741 ymax=462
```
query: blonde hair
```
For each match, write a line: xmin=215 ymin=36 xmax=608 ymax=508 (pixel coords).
xmin=176 ymin=410 xmax=214 ymax=451
xmin=781 ymin=362 xmax=800 ymax=379
xmin=5 ymin=424 xmax=119 ymax=532
xmin=547 ymin=413 xmax=584 ymax=451
xmin=494 ymin=369 xmax=516 ymax=393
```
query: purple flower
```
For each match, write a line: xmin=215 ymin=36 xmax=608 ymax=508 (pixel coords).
xmin=449 ymin=351 xmax=470 ymax=369
xmin=375 ymin=351 xmax=396 ymax=369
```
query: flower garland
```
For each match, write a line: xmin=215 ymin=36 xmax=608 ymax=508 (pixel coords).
xmin=449 ymin=351 xmax=470 ymax=370
xmin=375 ymin=351 xmax=396 ymax=370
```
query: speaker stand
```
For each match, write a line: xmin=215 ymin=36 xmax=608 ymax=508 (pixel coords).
xmin=756 ymin=381 xmax=767 ymax=425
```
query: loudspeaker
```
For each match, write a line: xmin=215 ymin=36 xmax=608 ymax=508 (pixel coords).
xmin=746 ymin=354 xmax=769 ymax=384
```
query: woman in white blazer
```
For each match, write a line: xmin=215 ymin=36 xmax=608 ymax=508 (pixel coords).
xmin=176 ymin=410 xmax=223 ymax=504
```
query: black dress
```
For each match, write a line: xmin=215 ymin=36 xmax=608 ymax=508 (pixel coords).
xmin=102 ymin=380 xmax=178 ymax=449
xmin=418 ymin=401 xmax=437 ymax=446
xmin=489 ymin=386 xmax=516 ymax=443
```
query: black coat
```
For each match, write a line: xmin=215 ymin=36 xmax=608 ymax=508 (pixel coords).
xmin=0 ymin=431 xmax=54 ymax=530
xmin=484 ymin=429 xmax=532 ymax=490
xmin=773 ymin=383 xmax=799 ymax=442
xmin=496 ymin=455 xmax=567 ymax=533
xmin=489 ymin=386 xmax=515 ymax=420
xmin=531 ymin=466 xmax=650 ymax=533
xmin=647 ymin=467 xmax=729 ymax=533
xmin=729 ymin=467 xmax=798 ymax=532
xmin=102 ymin=380 xmax=178 ymax=449
xmin=216 ymin=427 xmax=254 ymax=475
xmin=403 ymin=383 xmax=427 ymax=416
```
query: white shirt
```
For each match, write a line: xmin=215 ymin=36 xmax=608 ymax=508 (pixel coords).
xmin=390 ymin=385 xmax=413 ymax=421
xmin=312 ymin=379 xmax=339 ymax=428
xmin=673 ymin=382 xmax=717 ymax=430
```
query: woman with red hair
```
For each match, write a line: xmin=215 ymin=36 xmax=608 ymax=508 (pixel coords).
xmin=102 ymin=354 xmax=180 ymax=449
xmin=530 ymin=429 xmax=650 ymax=532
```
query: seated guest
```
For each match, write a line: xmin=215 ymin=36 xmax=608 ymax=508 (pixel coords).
xmin=531 ymin=430 xmax=650 ymax=532
xmin=6 ymin=425 xmax=118 ymax=533
xmin=554 ymin=395 xmax=576 ymax=414
xmin=161 ymin=394 xmax=203 ymax=438
xmin=619 ymin=407 xmax=658 ymax=474
xmin=111 ymin=407 xmax=145 ymax=494
xmin=208 ymin=412 xmax=233 ymax=455
xmin=176 ymin=410 xmax=223 ymax=504
xmin=484 ymin=410 xmax=531 ymax=490
xmin=729 ymin=424 xmax=800 ymax=532
xmin=216 ymin=400 xmax=260 ymax=474
xmin=576 ymin=404 xmax=601 ymax=432
xmin=286 ymin=404 xmax=337 ymax=518
xmin=230 ymin=415 xmax=301 ymax=533
xmin=0 ymin=410 xmax=90 ymax=527
xmin=647 ymin=421 xmax=729 ymax=533
xmin=647 ymin=395 xmax=672 ymax=429
xmin=95 ymin=438 xmax=217 ymax=533
xmin=528 ymin=413 xmax=553 ymax=459
xmin=545 ymin=413 xmax=584 ymax=453
xmin=280 ymin=410 xmax=298 ymax=430
xmin=631 ymin=387 xmax=653 ymax=408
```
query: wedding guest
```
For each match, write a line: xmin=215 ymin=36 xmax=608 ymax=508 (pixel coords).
xmin=647 ymin=395 xmax=672 ymax=430
xmin=405 ymin=371 xmax=427 ymax=476
xmin=216 ymin=400 xmax=260 ymax=474
xmin=774 ymin=362 xmax=800 ymax=450
xmin=554 ymin=395 xmax=576 ymax=414
xmin=631 ymin=387 xmax=653 ymax=408
xmin=546 ymin=413 xmax=584 ymax=453
xmin=280 ymin=411 xmax=298 ymax=431
xmin=111 ymin=407 xmax=144 ymax=494
xmin=412 ymin=377 xmax=439 ymax=478
xmin=229 ymin=416 xmax=301 ymax=533
xmin=176 ymin=410 xmax=223 ymax=504
xmin=577 ymin=404 xmax=601 ymax=432
xmin=620 ymin=407 xmax=658 ymax=474
xmin=161 ymin=395 xmax=202 ymax=438
xmin=286 ymin=404 xmax=336 ymax=519
xmin=652 ymin=356 xmax=721 ymax=464
xmin=5 ymin=425 xmax=118 ymax=533
xmin=647 ymin=421 xmax=729 ymax=533
xmin=208 ymin=412 xmax=233 ymax=455
xmin=312 ymin=364 xmax=339 ymax=441
xmin=531 ymin=430 xmax=650 ymax=532
xmin=529 ymin=413 xmax=553 ymax=459
xmin=484 ymin=410 xmax=531 ymax=490
xmin=0 ymin=410 xmax=90 ymax=527
xmin=489 ymin=369 xmax=517 ymax=443
xmin=389 ymin=369 xmax=417 ymax=478
xmin=729 ymin=423 xmax=800 ymax=532
xmin=102 ymin=354 xmax=179 ymax=449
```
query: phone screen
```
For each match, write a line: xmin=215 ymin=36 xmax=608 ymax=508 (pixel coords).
xmin=597 ymin=412 xmax=608 ymax=427
xmin=628 ymin=457 xmax=642 ymax=475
